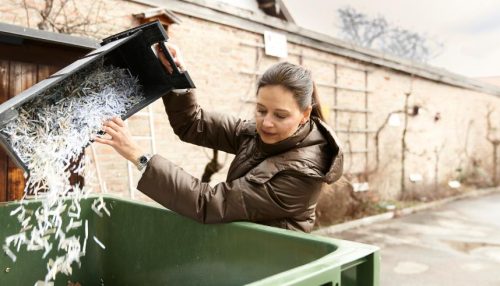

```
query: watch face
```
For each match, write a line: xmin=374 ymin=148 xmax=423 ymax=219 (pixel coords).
xmin=139 ymin=156 xmax=148 ymax=164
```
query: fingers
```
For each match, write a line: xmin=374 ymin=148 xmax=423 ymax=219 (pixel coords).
xmin=155 ymin=42 xmax=185 ymax=74
xmin=168 ymin=43 xmax=185 ymax=71
xmin=167 ymin=43 xmax=178 ymax=57
xmin=102 ymin=125 xmax=118 ymax=138
xmin=159 ymin=53 xmax=173 ymax=74
xmin=174 ymin=58 xmax=184 ymax=71
xmin=93 ymin=118 xmax=146 ymax=163
xmin=97 ymin=118 xmax=124 ymax=140
xmin=102 ymin=117 xmax=126 ymax=138
xmin=103 ymin=119 xmax=121 ymax=132
xmin=93 ymin=136 xmax=114 ymax=146
xmin=112 ymin=117 xmax=125 ymax=127
xmin=156 ymin=45 xmax=173 ymax=74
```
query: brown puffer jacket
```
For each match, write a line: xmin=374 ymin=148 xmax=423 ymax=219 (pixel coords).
xmin=137 ymin=91 xmax=343 ymax=232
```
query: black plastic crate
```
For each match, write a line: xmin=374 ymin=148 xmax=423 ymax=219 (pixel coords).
xmin=0 ymin=21 xmax=195 ymax=173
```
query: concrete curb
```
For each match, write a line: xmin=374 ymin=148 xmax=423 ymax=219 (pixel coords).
xmin=312 ymin=187 xmax=500 ymax=236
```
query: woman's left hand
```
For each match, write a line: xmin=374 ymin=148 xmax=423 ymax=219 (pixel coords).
xmin=93 ymin=117 xmax=145 ymax=164
xmin=156 ymin=43 xmax=186 ymax=74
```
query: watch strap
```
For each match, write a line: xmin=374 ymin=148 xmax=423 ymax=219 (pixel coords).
xmin=137 ymin=153 xmax=153 ymax=171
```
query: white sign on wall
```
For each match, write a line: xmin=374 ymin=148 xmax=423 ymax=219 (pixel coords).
xmin=264 ymin=31 xmax=288 ymax=58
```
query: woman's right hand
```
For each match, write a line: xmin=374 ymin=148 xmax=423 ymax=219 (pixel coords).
xmin=156 ymin=43 xmax=186 ymax=74
xmin=93 ymin=117 xmax=145 ymax=166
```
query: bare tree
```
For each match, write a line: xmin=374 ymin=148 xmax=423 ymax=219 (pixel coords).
xmin=337 ymin=7 xmax=388 ymax=49
xmin=15 ymin=0 xmax=105 ymax=37
xmin=486 ymin=108 xmax=500 ymax=185
xmin=337 ymin=6 xmax=441 ymax=62
xmin=433 ymin=141 xmax=445 ymax=191
xmin=385 ymin=28 xmax=433 ymax=61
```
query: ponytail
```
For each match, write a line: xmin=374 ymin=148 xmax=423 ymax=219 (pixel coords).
xmin=311 ymin=82 xmax=325 ymax=121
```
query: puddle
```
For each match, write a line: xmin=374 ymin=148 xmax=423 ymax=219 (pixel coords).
xmin=471 ymin=247 xmax=500 ymax=263
xmin=443 ymin=240 xmax=500 ymax=253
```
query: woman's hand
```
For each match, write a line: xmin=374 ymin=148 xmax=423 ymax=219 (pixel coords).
xmin=93 ymin=117 xmax=145 ymax=165
xmin=156 ymin=43 xmax=186 ymax=74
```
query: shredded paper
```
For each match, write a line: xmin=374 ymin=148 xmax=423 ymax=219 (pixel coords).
xmin=1 ymin=59 xmax=144 ymax=284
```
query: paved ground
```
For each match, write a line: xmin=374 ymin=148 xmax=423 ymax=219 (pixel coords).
xmin=328 ymin=192 xmax=500 ymax=286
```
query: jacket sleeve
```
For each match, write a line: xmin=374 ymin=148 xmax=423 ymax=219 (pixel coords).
xmin=162 ymin=91 xmax=245 ymax=154
xmin=137 ymin=155 xmax=321 ymax=224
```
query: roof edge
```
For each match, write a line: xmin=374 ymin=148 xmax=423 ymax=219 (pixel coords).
xmin=0 ymin=22 xmax=99 ymax=50
xmin=128 ymin=0 xmax=500 ymax=97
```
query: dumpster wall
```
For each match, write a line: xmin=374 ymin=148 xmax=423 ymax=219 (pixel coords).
xmin=1 ymin=196 xmax=379 ymax=285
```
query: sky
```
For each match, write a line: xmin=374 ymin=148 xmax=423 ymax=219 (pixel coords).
xmin=282 ymin=0 xmax=500 ymax=78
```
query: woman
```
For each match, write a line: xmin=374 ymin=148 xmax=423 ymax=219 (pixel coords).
xmin=94 ymin=45 xmax=343 ymax=232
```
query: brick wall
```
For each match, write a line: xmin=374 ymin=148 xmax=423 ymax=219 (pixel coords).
xmin=2 ymin=1 xmax=500 ymax=200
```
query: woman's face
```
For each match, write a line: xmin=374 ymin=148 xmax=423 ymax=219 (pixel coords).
xmin=255 ymin=85 xmax=311 ymax=144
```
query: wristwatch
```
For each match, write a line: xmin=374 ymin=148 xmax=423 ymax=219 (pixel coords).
xmin=170 ymin=88 xmax=191 ymax=95
xmin=136 ymin=153 xmax=153 ymax=171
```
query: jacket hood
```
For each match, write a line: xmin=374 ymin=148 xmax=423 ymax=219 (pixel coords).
xmin=240 ymin=117 xmax=343 ymax=184
xmin=312 ymin=117 xmax=344 ymax=184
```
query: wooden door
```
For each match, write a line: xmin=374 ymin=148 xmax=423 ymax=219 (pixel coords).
xmin=0 ymin=60 xmax=59 ymax=201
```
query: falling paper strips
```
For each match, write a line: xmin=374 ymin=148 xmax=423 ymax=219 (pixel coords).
xmin=1 ymin=59 xmax=144 ymax=284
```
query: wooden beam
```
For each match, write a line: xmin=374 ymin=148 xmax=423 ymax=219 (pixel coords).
xmin=336 ymin=129 xmax=376 ymax=133
xmin=316 ymin=82 xmax=372 ymax=93
xmin=239 ymin=71 xmax=372 ymax=95
xmin=288 ymin=51 xmax=370 ymax=73
xmin=345 ymin=149 xmax=370 ymax=154
xmin=239 ymin=41 xmax=371 ymax=72
xmin=331 ymin=106 xmax=372 ymax=113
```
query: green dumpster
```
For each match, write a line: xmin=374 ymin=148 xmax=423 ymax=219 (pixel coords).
xmin=1 ymin=195 xmax=379 ymax=285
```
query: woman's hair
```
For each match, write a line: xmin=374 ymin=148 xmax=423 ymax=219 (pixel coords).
xmin=257 ymin=62 xmax=324 ymax=121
